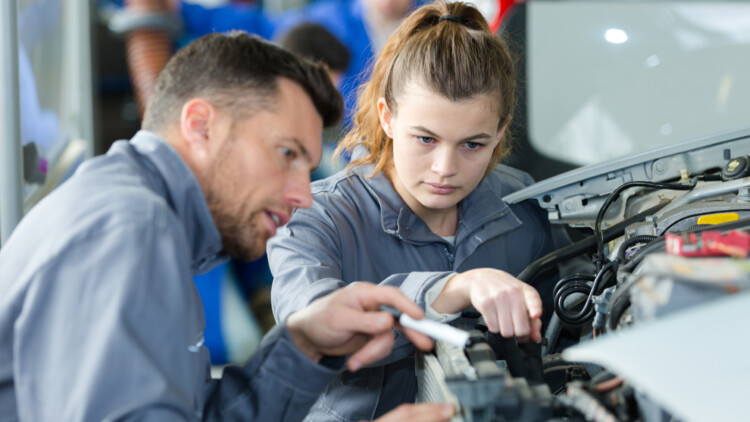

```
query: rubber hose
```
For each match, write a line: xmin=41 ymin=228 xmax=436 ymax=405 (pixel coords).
xmin=616 ymin=235 xmax=657 ymax=263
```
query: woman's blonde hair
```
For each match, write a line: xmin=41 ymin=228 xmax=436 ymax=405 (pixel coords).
xmin=335 ymin=1 xmax=516 ymax=176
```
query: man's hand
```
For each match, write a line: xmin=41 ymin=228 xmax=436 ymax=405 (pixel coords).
xmin=430 ymin=268 xmax=543 ymax=342
xmin=372 ymin=403 xmax=455 ymax=422
xmin=286 ymin=284 xmax=434 ymax=371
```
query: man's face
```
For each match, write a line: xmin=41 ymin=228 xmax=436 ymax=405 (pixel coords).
xmin=202 ymin=79 xmax=323 ymax=261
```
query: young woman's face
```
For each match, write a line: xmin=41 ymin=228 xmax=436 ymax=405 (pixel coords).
xmin=378 ymin=83 xmax=504 ymax=220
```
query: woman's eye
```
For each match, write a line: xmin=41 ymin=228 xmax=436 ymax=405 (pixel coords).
xmin=281 ymin=146 xmax=297 ymax=160
xmin=464 ymin=142 xmax=482 ymax=150
xmin=417 ymin=136 xmax=435 ymax=144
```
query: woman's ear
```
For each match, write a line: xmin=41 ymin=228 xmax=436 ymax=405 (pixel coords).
xmin=495 ymin=122 xmax=508 ymax=145
xmin=377 ymin=97 xmax=394 ymax=138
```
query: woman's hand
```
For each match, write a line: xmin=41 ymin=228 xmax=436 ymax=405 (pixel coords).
xmin=430 ymin=268 xmax=543 ymax=342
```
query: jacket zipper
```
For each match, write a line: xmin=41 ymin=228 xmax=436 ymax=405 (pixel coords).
xmin=443 ymin=245 xmax=455 ymax=269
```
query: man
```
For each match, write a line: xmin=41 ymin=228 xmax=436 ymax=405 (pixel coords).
xmin=0 ymin=32 xmax=453 ymax=421
xmin=213 ymin=22 xmax=353 ymax=343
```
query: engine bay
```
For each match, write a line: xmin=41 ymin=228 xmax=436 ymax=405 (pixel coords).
xmin=416 ymin=129 xmax=750 ymax=421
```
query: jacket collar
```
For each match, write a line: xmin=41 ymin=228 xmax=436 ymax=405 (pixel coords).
xmin=128 ymin=130 xmax=227 ymax=274
xmin=350 ymin=149 xmax=518 ymax=245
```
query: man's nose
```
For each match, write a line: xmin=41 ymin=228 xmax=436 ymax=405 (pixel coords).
xmin=283 ymin=172 xmax=313 ymax=209
xmin=431 ymin=147 xmax=459 ymax=177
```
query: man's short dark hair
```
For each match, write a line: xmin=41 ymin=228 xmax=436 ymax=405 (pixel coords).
xmin=277 ymin=23 xmax=351 ymax=73
xmin=142 ymin=32 xmax=343 ymax=131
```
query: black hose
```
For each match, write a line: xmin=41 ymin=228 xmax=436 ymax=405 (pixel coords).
xmin=616 ymin=235 xmax=658 ymax=263
xmin=594 ymin=181 xmax=696 ymax=269
xmin=555 ymin=261 xmax=616 ymax=326
xmin=518 ymin=203 xmax=669 ymax=284
xmin=607 ymin=290 xmax=631 ymax=331
xmin=554 ymin=282 xmax=593 ymax=325
xmin=621 ymin=238 xmax=666 ymax=272
xmin=553 ymin=274 xmax=595 ymax=298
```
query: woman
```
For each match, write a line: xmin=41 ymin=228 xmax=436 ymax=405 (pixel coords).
xmin=267 ymin=2 xmax=553 ymax=420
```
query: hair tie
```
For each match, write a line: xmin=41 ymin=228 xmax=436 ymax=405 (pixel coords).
xmin=438 ymin=14 xmax=463 ymax=24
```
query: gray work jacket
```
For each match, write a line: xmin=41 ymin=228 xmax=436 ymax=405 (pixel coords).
xmin=0 ymin=131 xmax=339 ymax=421
xmin=267 ymin=160 xmax=553 ymax=421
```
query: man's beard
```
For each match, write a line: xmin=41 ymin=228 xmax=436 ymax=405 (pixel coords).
xmin=202 ymin=146 xmax=266 ymax=261
xmin=209 ymin=201 xmax=266 ymax=262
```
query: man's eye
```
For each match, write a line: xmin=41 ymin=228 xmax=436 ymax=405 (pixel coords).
xmin=417 ymin=136 xmax=435 ymax=144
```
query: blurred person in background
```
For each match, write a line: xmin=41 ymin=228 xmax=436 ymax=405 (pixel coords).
xmin=277 ymin=22 xmax=351 ymax=168
xmin=278 ymin=21 xmax=351 ymax=88
xmin=180 ymin=0 xmax=419 ymax=124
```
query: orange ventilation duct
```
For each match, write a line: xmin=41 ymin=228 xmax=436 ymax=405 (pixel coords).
xmin=110 ymin=0 xmax=178 ymax=119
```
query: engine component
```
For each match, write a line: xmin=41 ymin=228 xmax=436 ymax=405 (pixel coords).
xmin=722 ymin=156 xmax=750 ymax=180
xmin=665 ymin=230 xmax=750 ymax=258
xmin=423 ymin=134 xmax=750 ymax=421
xmin=563 ymin=291 xmax=750 ymax=422
xmin=417 ymin=339 xmax=555 ymax=422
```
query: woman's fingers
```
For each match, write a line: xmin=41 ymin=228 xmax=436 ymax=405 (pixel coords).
xmin=530 ymin=317 xmax=543 ymax=343
xmin=469 ymin=273 xmax=543 ymax=342
xmin=523 ymin=284 xmax=544 ymax=319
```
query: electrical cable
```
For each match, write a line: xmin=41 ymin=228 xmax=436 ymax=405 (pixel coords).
xmin=518 ymin=203 xmax=669 ymax=284
xmin=594 ymin=180 xmax=696 ymax=270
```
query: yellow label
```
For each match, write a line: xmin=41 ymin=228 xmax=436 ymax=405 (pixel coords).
xmin=696 ymin=213 xmax=740 ymax=225
xmin=727 ymin=160 xmax=740 ymax=172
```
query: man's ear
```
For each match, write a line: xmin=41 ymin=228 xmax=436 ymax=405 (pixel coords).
xmin=377 ymin=98 xmax=394 ymax=139
xmin=179 ymin=98 xmax=217 ymax=159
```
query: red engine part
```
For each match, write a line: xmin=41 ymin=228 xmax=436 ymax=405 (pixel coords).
xmin=665 ymin=230 xmax=750 ymax=258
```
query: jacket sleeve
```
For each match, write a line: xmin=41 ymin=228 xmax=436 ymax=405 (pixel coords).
xmin=268 ymin=203 xmax=454 ymax=318
xmin=267 ymin=204 xmax=454 ymax=364
xmin=203 ymin=325 xmax=342 ymax=421
xmin=14 ymin=217 xmax=337 ymax=421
